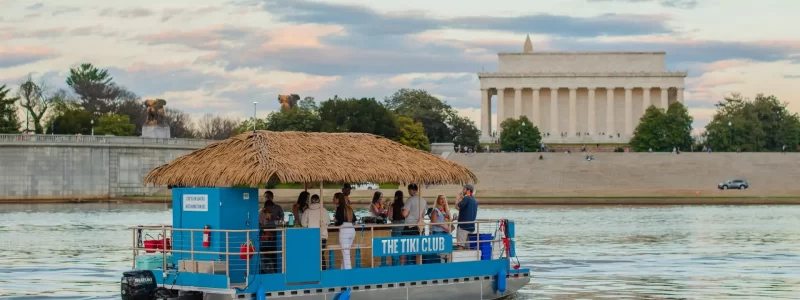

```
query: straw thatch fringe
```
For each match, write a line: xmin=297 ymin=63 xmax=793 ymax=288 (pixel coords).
xmin=144 ymin=131 xmax=477 ymax=187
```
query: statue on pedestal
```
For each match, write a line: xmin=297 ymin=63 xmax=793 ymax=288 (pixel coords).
xmin=142 ymin=99 xmax=170 ymax=138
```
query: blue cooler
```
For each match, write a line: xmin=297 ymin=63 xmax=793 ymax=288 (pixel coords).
xmin=468 ymin=234 xmax=493 ymax=261
xmin=135 ymin=254 xmax=173 ymax=270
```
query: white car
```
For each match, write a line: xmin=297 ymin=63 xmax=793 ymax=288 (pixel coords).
xmin=353 ymin=182 xmax=379 ymax=190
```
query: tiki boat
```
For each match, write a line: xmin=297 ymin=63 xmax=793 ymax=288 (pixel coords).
xmin=123 ymin=131 xmax=530 ymax=300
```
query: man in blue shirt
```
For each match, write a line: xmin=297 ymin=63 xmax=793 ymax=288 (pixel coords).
xmin=455 ymin=184 xmax=478 ymax=250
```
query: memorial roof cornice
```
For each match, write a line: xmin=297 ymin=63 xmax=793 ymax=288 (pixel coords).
xmin=478 ymin=71 xmax=688 ymax=78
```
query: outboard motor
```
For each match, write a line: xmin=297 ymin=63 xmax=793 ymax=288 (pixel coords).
xmin=121 ymin=270 xmax=157 ymax=300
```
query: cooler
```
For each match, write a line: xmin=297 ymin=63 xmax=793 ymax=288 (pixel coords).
xmin=468 ymin=233 xmax=493 ymax=260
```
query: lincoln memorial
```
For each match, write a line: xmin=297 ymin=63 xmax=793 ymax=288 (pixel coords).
xmin=478 ymin=36 xmax=687 ymax=144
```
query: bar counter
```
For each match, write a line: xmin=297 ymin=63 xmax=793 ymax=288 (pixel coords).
xmin=326 ymin=224 xmax=396 ymax=268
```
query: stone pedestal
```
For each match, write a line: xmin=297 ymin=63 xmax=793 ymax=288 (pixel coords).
xmin=142 ymin=125 xmax=171 ymax=139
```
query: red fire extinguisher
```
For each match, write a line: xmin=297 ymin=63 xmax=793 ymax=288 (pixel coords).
xmin=203 ymin=225 xmax=211 ymax=248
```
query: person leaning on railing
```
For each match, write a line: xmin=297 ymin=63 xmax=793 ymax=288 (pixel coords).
xmin=302 ymin=194 xmax=331 ymax=270
xmin=430 ymin=195 xmax=453 ymax=263
xmin=259 ymin=191 xmax=284 ymax=274
xmin=454 ymin=184 xmax=478 ymax=250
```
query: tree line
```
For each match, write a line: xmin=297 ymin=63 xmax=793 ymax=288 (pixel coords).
xmin=234 ymin=89 xmax=480 ymax=151
xmin=496 ymin=93 xmax=798 ymax=152
xmin=0 ymin=64 xmax=481 ymax=151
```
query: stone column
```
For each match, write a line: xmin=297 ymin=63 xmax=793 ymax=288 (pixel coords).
xmin=660 ymin=87 xmax=668 ymax=109
xmin=625 ymin=87 xmax=633 ymax=134
xmin=677 ymin=88 xmax=684 ymax=103
xmin=588 ymin=88 xmax=596 ymax=135
xmin=642 ymin=87 xmax=651 ymax=112
xmin=480 ymin=89 xmax=490 ymax=140
xmin=606 ymin=88 xmax=614 ymax=135
xmin=569 ymin=88 xmax=577 ymax=135
xmin=496 ymin=88 xmax=505 ymax=133
xmin=550 ymin=88 xmax=559 ymax=135
xmin=531 ymin=88 xmax=540 ymax=127
xmin=514 ymin=88 xmax=523 ymax=119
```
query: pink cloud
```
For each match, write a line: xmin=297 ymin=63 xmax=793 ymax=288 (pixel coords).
xmin=280 ymin=75 xmax=341 ymax=94
xmin=0 ymin=46 xmax=57 ymax=68
xmin=703 ymin=59 xmax=751 ymax=72
xmin=138 ymin=25 xmax=262 ymax=50
xmin=261 ymin=24 xmax=345 ymax=51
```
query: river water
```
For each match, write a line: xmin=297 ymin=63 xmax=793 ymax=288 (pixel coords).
xmin=0 ymin=204 xmax=798 ymax=299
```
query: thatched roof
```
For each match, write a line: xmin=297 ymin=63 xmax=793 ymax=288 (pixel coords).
xmin=144 ymin=131 xmax=477 ymax=187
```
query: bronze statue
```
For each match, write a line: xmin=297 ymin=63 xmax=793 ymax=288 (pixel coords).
xmin=144 ymin=99 xmax=167 ymax=125
xmin=277 ymin=94 xmax=300 ymax=110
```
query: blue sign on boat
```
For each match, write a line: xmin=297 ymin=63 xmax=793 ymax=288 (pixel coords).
xmin=372 ymin=235 xmax=452 ymax=257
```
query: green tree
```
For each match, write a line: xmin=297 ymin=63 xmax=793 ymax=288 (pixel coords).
xmin=629 ymin=106 xmax=668 ymax=151
xmin=0 ymin=84 xmax=21 ymax=133
xmin=629 ymin=103 xmax=693 ymax=152
xmin=66 ymin=63 xmax=124 ymax=115
xmin=704 ymin=94 xmax=799 ymax=151
xmin=265 ymin=97 xmax=322 ymax=132
xmin=448 ymin=113 xmax=480 ymax=150
xmin=51 ymin=108 xmax=93 ymax=135
xmin=384 ymin=89 xmax=452 ymax=142
xmin=95 ymin=114 xmax=136 ymax=136
xmin=234 ymin=117 xmax=268 ymax=134
xmin=396 ymin=116 xmax=430 ymax=151
xmin=16 ymin=76 xmax=51 ymax=134
xmin=319 ymin=97 xmax=398 ymax=138
xmin=499 ymin=116 xmax=541 ymax=152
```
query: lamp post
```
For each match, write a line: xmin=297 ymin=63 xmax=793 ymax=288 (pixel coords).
xmin=728 ymin=121 xmax=732 ymax=152
xmin=253 ymin=101 xmax=258 ymax=132
xmin=91 ymin=119 xmax=94 ymax=136
xmin=519 ymin=121 xmax=525 ymax=152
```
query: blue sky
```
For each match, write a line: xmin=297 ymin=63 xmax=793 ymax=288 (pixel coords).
xmin=2 ymin=0 xmax=799 ymax=132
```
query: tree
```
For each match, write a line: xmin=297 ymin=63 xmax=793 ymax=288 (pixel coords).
xmin=0 ymin=84 xmax=21 ymax=133
xmin=448 ymin=113 xmax=480 ymax=150
xmin=197 ymin=114 xmax=238 ymax=140
xmin=297 ymin=96 xmax=317 ymax=111
xmin=630 ymin=103 xmax=693 ymax=152
xmin=704 ymin=94 xmax=799 ymax=151
xmin=629 ymin=106 xmax=668 ymax=151
xmin=17 ymin=75 xmax=52 ymax=134
xmin=66 ymin=63 xmax=124 ymax=115
xmin=396 ymin=116 xmax=430 ymax=151
xmin=50 ymin=108 xmax=93 ymax=135
xmin=319 ymin=97 xmax=398 ymax=138
xmin=234 ymin=117 xmax=268 ymax=134
xmin=499 ymin=116 xmax=541 ymax=152
xmin=94 ymin=114 xmax=136 ymax=136
xmin=384 ymin=89 xmax=452 ymax=142
xmin=112 ymin=93 xmax=145 ymax=135
xmin=163 ymin=108 xmax=196 ymax=138
xmin=264 ymin=97 xmax=321 ymax=132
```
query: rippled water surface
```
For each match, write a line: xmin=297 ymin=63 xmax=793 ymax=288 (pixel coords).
xmin=1 ymin=204 xmax=799 ymax=299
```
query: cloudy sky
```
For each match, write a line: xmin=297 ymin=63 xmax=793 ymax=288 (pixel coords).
xmin=2 ymin=0 xmax=799 ymax=132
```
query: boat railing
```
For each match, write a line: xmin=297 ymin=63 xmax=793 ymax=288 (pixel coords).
xmin=129 ymin=219 xmax=513 ymax=283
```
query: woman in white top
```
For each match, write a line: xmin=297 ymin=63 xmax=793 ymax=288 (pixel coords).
xmin=302 ymin=194 xmax=331 ymax=270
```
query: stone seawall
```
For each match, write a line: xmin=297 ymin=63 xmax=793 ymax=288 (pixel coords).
xmin=446 ymin=152 xmax=800 ymax=197
xmin=0 ymin=142 xmax=200 ymax=200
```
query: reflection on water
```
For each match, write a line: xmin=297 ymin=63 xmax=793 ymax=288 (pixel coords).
xmin=1 ymin=204 xmax=799 ymax=299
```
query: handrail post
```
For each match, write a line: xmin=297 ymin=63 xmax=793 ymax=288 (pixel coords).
xmin=476 ymin=222 xmax=480 ymax=260
xmin=370 ymin=226 xmax=374 ymax=268
xmin=132 ymin=228 xmax=136 ymax=269
xmin=246 ymin=232 xmax=250 ymax=286
xmin=162 ymin=226 xmax=167 ymax=271
xmin=281 ymin=228 xmax=286 ymax=273
xmin=226 ymin=231 xmax=230 ymax=280
xmin=190 ymin=229 xmax=194 ymax=262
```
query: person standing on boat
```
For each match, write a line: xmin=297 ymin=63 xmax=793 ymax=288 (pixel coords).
xmin=259 ymin=191 xmax=284 ymax=274
xmin=369 ymin=191 xmax=387 ymax=218
xmin=430 ymin=195 xmax=452 ymax=263
xmin=302 ymin=194 xmax=331 ymax=270
xmin=292 ymin=191 xmax=310 ymax=227
xmin=401 ymin=184 xmax=427 ymax=265
xmin=334 ymin=193 xmax=357 ymax=269
xmin=386 ymin=190 xmax=405 ymax=266
xmin=341 ymin=183 xmax=353 ymax=205
xmin=455 ymin=184 xmax=478 ymax=250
